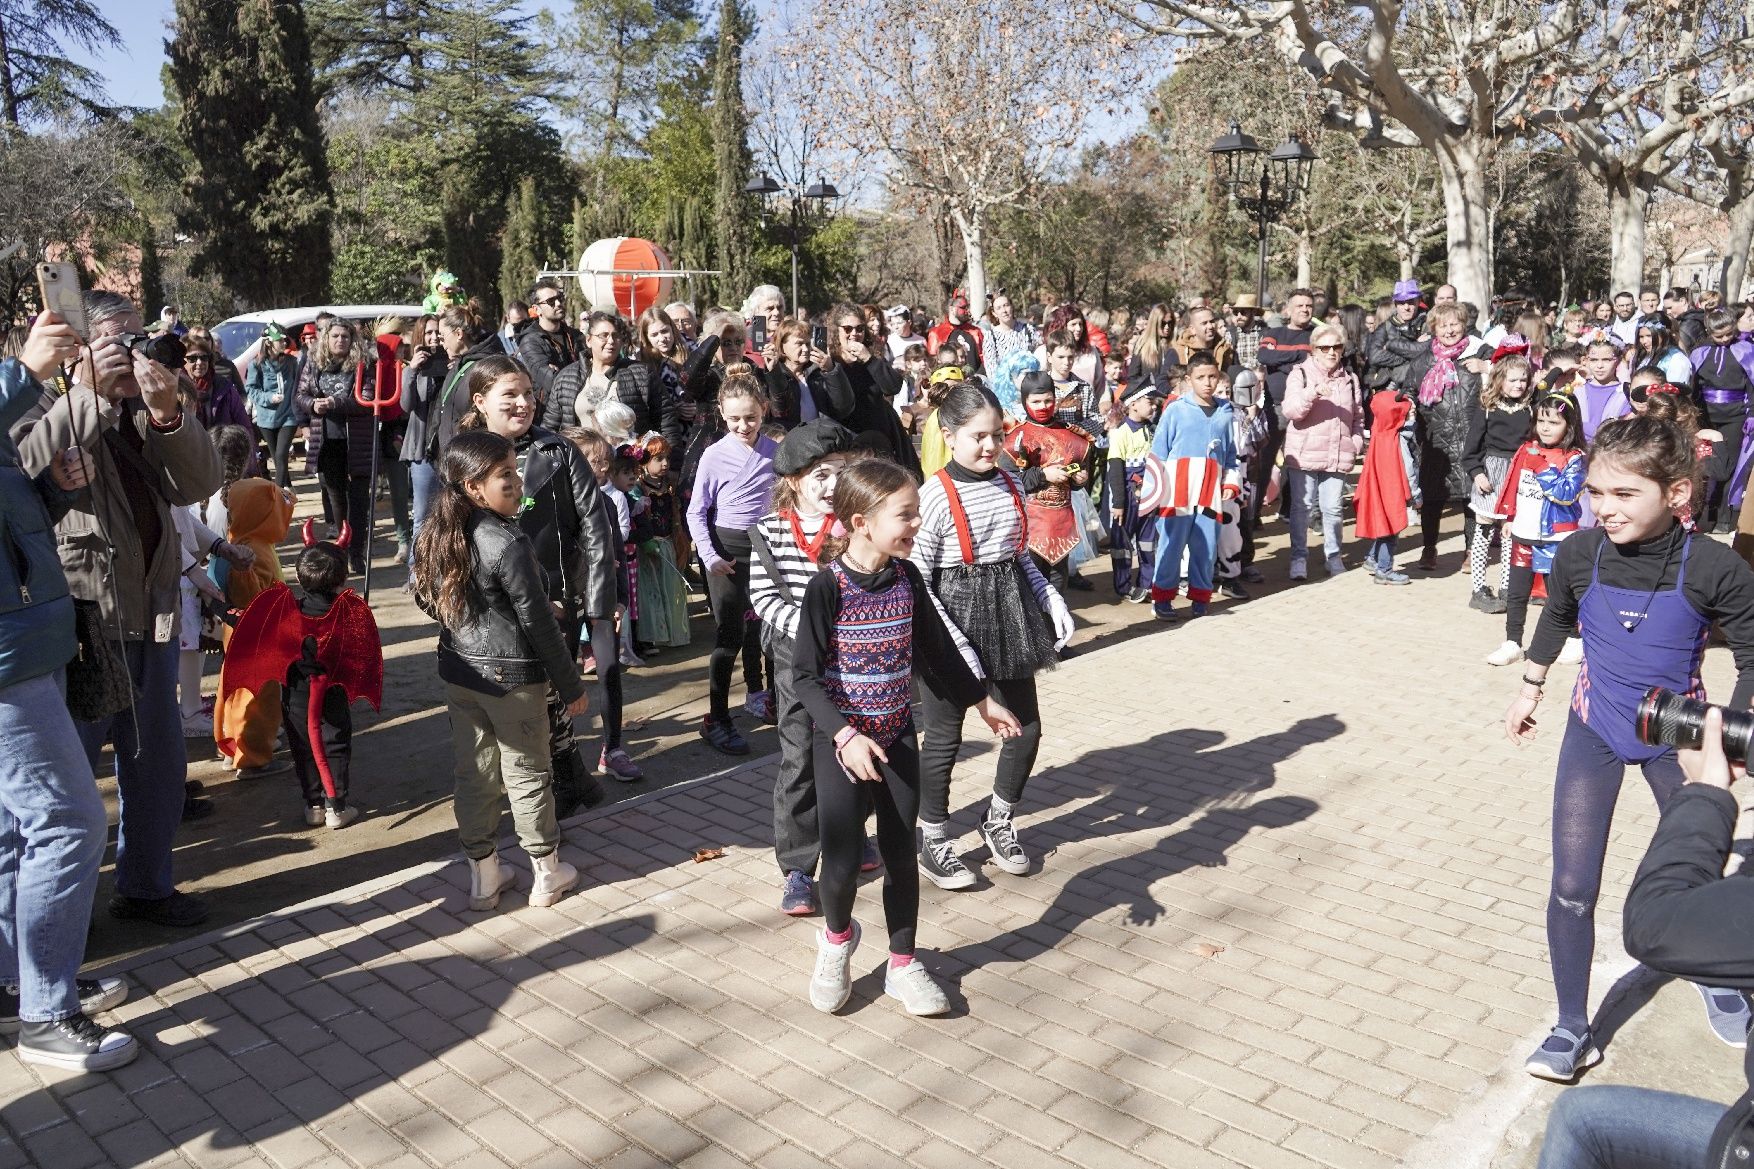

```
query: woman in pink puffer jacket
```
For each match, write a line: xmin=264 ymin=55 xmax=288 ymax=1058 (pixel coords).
xmin=1281 ymin=323 xmax=1365 ymax=580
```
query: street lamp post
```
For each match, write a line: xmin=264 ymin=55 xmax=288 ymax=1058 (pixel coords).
xmin=1207 ymin=124 xmax=1318 ymax=304
xmin=745 ymin=173 xmax=841 ymax=311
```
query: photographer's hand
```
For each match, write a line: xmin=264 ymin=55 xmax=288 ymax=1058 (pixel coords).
xmin=19 ymin=311 xmax=81 ymax=383
xmin=1679 ymin=707 xmax=1736 ymax=789
xmin=135 ymin=354 xmax=183 ymax=425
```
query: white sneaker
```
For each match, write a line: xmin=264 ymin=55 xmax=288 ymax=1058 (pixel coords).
xmin=1485 ymin=641 xmax=1524 ymax=667
xmin=528 ymin=851 xmax=579 ymax=907
xmin=1559 ymin=637 xmax=1584 ymax=665
xmin=810 ymin=920 xmax=861 ymax=1013
xmin=467 ymin=852 xmax=517 ymax=911
xmin=1289 ymin=557 xmax=1307 ymax=582
xmin=884 ymin=961 xmax=951 ymax=1016
xmin=325 ymin=806 xmax=359 ymax=830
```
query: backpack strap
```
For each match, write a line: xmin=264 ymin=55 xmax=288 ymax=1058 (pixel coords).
xmin=748 ymin=522 xmax=797 ymax=606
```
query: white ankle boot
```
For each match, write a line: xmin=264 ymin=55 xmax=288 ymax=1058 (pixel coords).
xmin=528 ymin=851 xmax=578 ymax=907
xmin=467 ymin=852 xmax=516 ymax=911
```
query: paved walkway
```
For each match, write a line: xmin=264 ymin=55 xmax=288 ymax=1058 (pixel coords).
xmin=2 ymin=537 xmax=1744 ymax=1169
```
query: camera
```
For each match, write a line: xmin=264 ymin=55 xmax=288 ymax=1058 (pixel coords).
xmin=1636 ymin=687 xmax=1754 ymax=764
xmin=118 ymin=331 xmax=186 ymax=370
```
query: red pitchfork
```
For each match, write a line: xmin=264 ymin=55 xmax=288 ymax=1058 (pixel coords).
xmin=353 ymin=335 xmax=404 ymax=602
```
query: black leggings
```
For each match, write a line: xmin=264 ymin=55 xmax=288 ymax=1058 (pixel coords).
xmin=1419 ymin=497 xmax=1476 ymax=560
xmin=316 ymin=441 xmax=370 ymax=559
xmin=1505 ymin=561 xmax=1537 ymax=644
xmin=705 ymin=525 xmax=764 ymax=721
xmin=1549 ymin=711 xmax=1684 ymax=1029
xmin=261 ymin=425 xmax=296 ymax=489
xmin=585 ymin=617 xmax=623 ymax=750
xmin=814 ymin=727 xmax=922 ymax=956
xmin=917 ymin=673 xmax=1042 ymax=825
xmin=1030 ymin=551 xmax=1070 ymax=598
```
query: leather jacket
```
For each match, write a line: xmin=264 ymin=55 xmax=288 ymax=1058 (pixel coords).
xmin=513 ymin=426 xmax=618 ymax=619
xmin=434 ymin=510 xmax=586 ymax=704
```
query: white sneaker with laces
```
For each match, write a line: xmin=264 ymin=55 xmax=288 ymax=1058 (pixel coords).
xmin=884 ymin=961 xmax=951 ymax=1016
xmin=1485 ymin=640 xmax=1524 ymax=667
xmin=809 ymin=920 xmax=861 ymax=1013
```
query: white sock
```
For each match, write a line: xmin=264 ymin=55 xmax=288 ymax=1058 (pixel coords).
xmin=987 ymin=795 xmax=1014 ymax=822
xmin=919 ymin=819 xmax=948 ymax=842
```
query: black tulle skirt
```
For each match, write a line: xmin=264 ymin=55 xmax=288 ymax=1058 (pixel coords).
xmin=936 ymin=559 xmax=1058 ymax=681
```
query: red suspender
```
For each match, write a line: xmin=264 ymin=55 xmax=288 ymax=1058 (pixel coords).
xmin=935 ymin=467 xmax=1027 ymax=565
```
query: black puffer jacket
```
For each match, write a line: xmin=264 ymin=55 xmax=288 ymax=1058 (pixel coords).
xmin=1405 ymin=346 xmax=1482 ymax=502
xmin=1365 ymin=318 xmax=1427 ymax=390
xmin=433 ymin=509 xmax=586 ymax=704
xmin=542 ymin=357 xmax=677 ymax=446
xmin=514 ymin=318 xmax=586 ymax=405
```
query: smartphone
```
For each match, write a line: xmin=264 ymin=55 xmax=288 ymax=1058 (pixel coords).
xmin=811 ymin=324 xmax=828 ymax=352
xmin=36 ymin=261 xmax=88 ymax=340
xmin=750 ymin=317 xmax=767 ymax=348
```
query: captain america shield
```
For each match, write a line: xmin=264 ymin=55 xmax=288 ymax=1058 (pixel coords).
xmin=1137 ymin=453 xmax=1169 ymax=513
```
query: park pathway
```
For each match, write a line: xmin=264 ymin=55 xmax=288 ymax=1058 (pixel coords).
xmin=1 ymin=545 xmax=1738 ymax=1169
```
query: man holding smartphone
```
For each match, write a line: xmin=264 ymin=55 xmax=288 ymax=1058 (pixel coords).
xmin=11 ymin=291 xmax=221 ymax=931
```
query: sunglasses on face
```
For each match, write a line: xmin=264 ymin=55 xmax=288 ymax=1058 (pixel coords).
xmin=534 ymin=296 xmax=565 ymax=308
xmin=1313 ymin=344 xmax=1343 ymax=352
xmin=185 ymin=355 xmax=211 ymax=365
xmin=839 ymin=324 xmax=864 ymax=334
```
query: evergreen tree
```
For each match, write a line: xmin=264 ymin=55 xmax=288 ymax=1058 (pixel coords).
xmin=169 ymin=0 xmax=333 ymax=307
xmin=710 ymin=0 xmax=754 ymax=301
xmin=0 ymin=0 xmax=119 ymax=125
xmin=137 ymin=227 xmax=165 ymax=318
xmin=498 ymin=176 xmax=545 ymax=308
xmin=545 ymin=0 xmax=702 ymax=162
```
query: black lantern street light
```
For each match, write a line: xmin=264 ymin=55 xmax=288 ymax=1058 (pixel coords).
xmin=745 ymin=173 xmax=841 ymax=311
xmin=1208 ymin=123 xmax=1318 ymax=303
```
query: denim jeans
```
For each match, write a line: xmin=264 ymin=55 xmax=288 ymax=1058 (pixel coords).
xmin=1537 ymin=1085 xmax=1722 ymax=1169
xmin=0 ymin=671 xmax=106 ymax=1021
xmin=1368 ymin=536 xmax=1397 ymax=574
xmin=1287 ymin=468 xmax=1346 ymax=561
xmin=76 ymin=638 xmax=185 ymax=901
xmin=407 ymin=460 xmax=439 ymax=570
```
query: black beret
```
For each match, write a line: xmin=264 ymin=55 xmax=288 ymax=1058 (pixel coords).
xmin=773 ymin=417 xmax=857 ymax=476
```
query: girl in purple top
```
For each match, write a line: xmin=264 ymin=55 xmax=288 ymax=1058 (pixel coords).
xmin=687 ymin=370 xmax=779 ymax=753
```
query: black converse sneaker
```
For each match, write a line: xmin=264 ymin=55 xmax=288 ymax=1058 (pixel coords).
xmin=980 ymin=816 xmax=1031 ymax=875
xmin=0 ymin=978 xmax=128 ymax=1036
xmin=17 ymin=1013 xmax=138 ymax=1072
xmin=918 ymin=836 xmax=977 ymax=890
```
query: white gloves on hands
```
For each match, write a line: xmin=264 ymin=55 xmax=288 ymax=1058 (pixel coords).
xmin=1048 ymin=594 xmax=1075 ymax=651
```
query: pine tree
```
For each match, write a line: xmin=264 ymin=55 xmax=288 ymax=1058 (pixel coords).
xmin=137 ymin=227 xmax=165 ymax=318
xmin=0 ymin=0 xmax=119 ymax=125
xmin=498 ymin=177 xmax=543 ymax=308
xmin=169 ymin=0 xmax=333 ymax=307
xmin=710 ymin=0 xmax=754 ymax=301
xmin=547 ymin=0 xmax=701 ymax=163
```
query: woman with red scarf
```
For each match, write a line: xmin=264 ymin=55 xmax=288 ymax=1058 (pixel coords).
xmin=181 ymin=336 xmax=252 ymax=434
xmin=1403 ymin=302 xmax=1482 ymax=571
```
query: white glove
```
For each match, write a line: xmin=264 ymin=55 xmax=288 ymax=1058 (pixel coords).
xmin=1047 ymin=594 xmax=1075 ymax=651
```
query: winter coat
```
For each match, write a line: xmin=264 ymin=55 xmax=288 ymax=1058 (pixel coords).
xmin=244 ymin=355 xmax=299 ymax=430
xmin=1365 ymin=318 xmax=1426 ymax=390
xmin=422 ymin=334 xmax=506 ymax=463
xmin=295 ymin=362 xmax=378 ymax=478
xmin=12 ymin=378 xmax=221 ymax=644
xmin=819 ymin=357 xmax=922 ymax=477
xmin=193 ymin=372 xmax=253 ymax=435
xmin=1280 ymin=359 xmax=1365 ymax=474
xmin=543 ymin=357 xmax=677 ymax=447
xmin=398 ymin=349 xmax=449 ymax=464
xmin=1405 ymin=344 xmax=1482 ymax=502
xmin=0 ymin=360 xmax=75 ymax=688
xmin=762 ymin=362 xmax=854 ymax=431
xmin=514 ymin=318 xmax=587 ymax=405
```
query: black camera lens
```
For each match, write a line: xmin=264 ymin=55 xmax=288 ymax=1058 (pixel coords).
xmin=119 ymin=332 xmax=186 ymax=370
xmin=1636 ymin=687 xmax=1754 ymax=764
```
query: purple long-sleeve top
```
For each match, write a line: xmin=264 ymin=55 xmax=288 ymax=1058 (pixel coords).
xmin=686 ymin=432 xmax=778 ymax=570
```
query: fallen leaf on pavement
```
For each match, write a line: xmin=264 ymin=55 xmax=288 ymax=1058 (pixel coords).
xmin=693 ymin=847 xmax=725 ymax=863
xmin=1192 ymin=942 xmax=1225 ymax=958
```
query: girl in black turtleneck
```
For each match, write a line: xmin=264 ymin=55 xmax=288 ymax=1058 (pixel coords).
xmin=1504 ymin=414 xmax=1754 ymax=1084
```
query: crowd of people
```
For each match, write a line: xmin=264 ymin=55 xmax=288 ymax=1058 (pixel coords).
xmin=6 ymin=269 xmax=1754 ymax=1169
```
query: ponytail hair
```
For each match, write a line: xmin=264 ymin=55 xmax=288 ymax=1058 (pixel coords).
xmin=936 ymin=382 xmax=1003 ymax=435
xmin=412 ymin=429 xmax=516 ymax=630
xmin=718 ymin=366 xmax=767 ymax=412
xmin=821 ymin=456 xmax=912 ymax=563
xmin=211 ymin=424 xmax=255 ymax=508
xmin=441 ymin=298 xmax=491 ymax=349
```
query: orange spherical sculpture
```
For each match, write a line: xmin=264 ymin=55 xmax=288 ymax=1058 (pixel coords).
xmin=578 ymin=237 xmax=674 ymax=318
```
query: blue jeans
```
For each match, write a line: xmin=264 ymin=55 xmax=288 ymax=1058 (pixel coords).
xmin=407 ymin=460 xmax=439 ymax=570
xmin=1538 ymin=1085 xmax=1722 ymax=1169
xmin=1288 ymin=468 xmax=1346 ymax=561
xmin=76 ymin=638 xmax=184 ymax=902
xmin=0 ymin=671 xmax=106 ymax=1021
xmin=1368 ymin=536 xmax=1397 ymax=574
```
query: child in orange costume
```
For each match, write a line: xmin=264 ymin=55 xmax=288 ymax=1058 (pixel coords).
xmin=214 ymin=455 xmax=298 ymax=777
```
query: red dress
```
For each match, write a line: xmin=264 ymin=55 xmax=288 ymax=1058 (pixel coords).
xmin=1354 ymin=390 xmax=1414 ymax=540
xmin=1003 ymin=419 xmax=1094 ymax=562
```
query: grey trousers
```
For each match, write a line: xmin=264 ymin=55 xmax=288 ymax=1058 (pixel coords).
xmin=446 ymin=681 xmax=560 ymax=861
xmin=770 ymin=635 xmax=819 ymax=876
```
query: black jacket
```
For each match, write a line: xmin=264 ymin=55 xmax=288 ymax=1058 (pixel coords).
xmin=433 ymin=510 xmax=586 ymax=704
xmin=399 ymin=350 xmax=449 ymax=464
xmin=1365 ymin=318 xmax=1427 ymax=390
xmin=542 ymin=357 xmax=677 ymax=447
xmin=1405 ymin=347 xmax=1482 ymax=502
xmin=762 ymin=362 xmax=854 ymax=431
xmin=820 ymin=357 xmax=922 ymax=478
xmin=425 ymin=334 xmax=507 ymax=462
xmin=514 ymin=319 xmax=586 ymax=406
xmin=1257 ymin=325 xmax=1313 ymax=407
xmin=1623 ymin=783 xmax=1754 ymax=1168
xmin=513 ymin=426 xmax=618 ymax=620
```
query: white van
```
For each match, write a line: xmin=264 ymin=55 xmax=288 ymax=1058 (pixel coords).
xmin=213 ymin=304 xmax=425 ymax=377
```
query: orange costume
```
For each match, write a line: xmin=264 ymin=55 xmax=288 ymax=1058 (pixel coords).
xmin=1003 ymin=418 xmax=1094 ymax=563
xmin=214 ymin=479 xmax=295 ymax=768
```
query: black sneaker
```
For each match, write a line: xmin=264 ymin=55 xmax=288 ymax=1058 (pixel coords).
xmin=699 ymin=717 xmax=749 ymax=756
xmin=1468 ymin=587 xmax=1497 ymax=613
xmin=1218 ymin=581 xmax=1251 ymax=601
xmin=918 ymin=837 xmax=976 ymax=890
xmin=0 ymin=978 xmax=128 ymax=1035
xmin=108 ymin=891 xmax=210 ymax=928
xmin=980 ymin=817 xmax=1031 ymax=875
xmin=17 ymin=1013 xmax=137 ymax=1072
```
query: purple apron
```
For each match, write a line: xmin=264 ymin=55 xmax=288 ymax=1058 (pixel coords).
xmin=1571 ymin=534 xmax=1708 ymax=763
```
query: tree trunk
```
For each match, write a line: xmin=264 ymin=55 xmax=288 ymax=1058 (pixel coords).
xmin=0 ymin=16 xmax=17 ymax=127
xmin=1722 ymin=183 xmax=1754 ymax=302
xmin=1606 ymin=177 xmax=1649 ymax=296
xmin=1433 ymin=138 xmax=1492 ymax=312
xmin=1294 ymin=222 xmax=1312 ymax=289
xmin=959 ymin=206 xmax=988 ymax=312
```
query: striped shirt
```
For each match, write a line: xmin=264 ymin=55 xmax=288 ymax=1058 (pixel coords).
xmin=748 ymin=511 xmax=829 ymax=642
